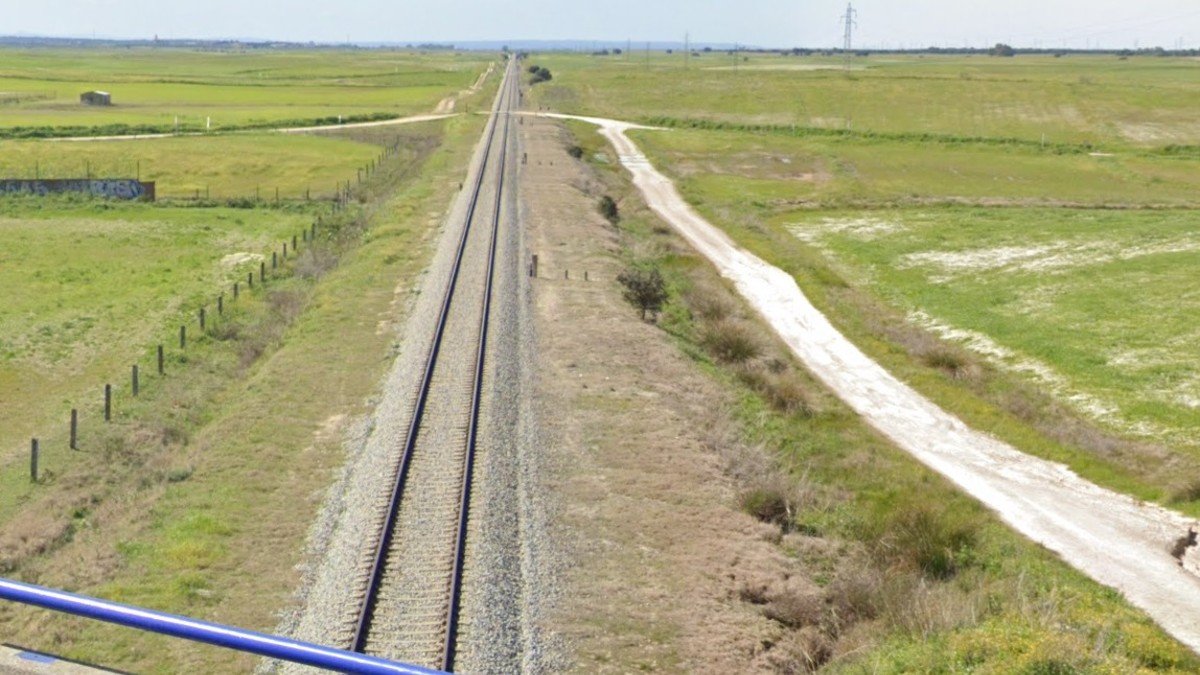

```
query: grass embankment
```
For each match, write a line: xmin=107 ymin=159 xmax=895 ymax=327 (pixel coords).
xmin=531 ymin=52 xmax=1200 ymax=147
xmin=565 ymin=119 xmax=1199 ymax=672
xmin=0 ymin=47 xmax=492 ymax=132
xmin=0 ymin=113 xmax=485 ymax=672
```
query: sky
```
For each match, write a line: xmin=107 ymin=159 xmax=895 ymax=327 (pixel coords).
xmin=6 ymin=0 xmax=1200 ymax=49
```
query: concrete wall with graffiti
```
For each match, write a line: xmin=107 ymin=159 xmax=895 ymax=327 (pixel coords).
xmin=0 ymin=179 xmax=155 ymax=201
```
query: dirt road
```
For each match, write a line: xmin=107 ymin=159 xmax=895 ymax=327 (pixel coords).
xmin=40 ymin=113 xmax=457 ymax=143
xmin=537 ymin=112 xmax=1200 ymax=655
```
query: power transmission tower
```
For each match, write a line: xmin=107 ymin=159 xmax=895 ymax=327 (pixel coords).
xmin=840 ymin=3 xmax=858 ymax=70
xmin=841 ymin=3 xmax=858 ymax=53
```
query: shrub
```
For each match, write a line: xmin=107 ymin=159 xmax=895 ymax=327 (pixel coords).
xmin=701 ymin=319 xmax=761 ymax=363
xmin=882 ymin=502 xmax=981 ymax=579
xmin=567 ymin=145 xmax=584 ymax=159
xmin=740 ymin=487 xmax=791 ymax=526
xmin=617 ymin=266 xmax=668 ymax=320
xmin=295 ymin=247 xmax=338 ymax=280
xmin=740 ymin=367 xmax=818 ymax=417
xmin=921 ymin=345 xmax=980 ymax=381
xmin=598 ymin=195 xmax=620 ymax=224
xmin=685 ymin=281 xmax=733 ymax=321
xmin=528 ymin=66 xmax=552 ymax=84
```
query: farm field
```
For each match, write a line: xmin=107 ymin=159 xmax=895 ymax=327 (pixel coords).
xmin=0 ymin=48 xmax=490 ymax=134
xmin=0 ymin=133 xmax=384 ymax=200
xmin=531 ymin=52 xmax=1200 ymax=147
xmin=784 ymin=207 xmax=1200 ymax=449
xmin=0 ymin=201 xmax=310 ymax=485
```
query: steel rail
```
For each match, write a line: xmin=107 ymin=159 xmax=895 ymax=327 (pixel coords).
xmin=441 ymin=62 xmax=516 ymax=673
xmin=351 ymin=59 xmax=516 ymax=666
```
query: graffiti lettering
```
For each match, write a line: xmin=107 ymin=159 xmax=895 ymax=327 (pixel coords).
xmin=0 ymin=179 xmax=153 ymax=201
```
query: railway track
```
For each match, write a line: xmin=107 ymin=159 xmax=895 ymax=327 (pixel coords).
xmin=350 ymin=58 xmax=519 ymax=672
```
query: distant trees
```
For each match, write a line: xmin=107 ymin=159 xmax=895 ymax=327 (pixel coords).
xmin=991 ymin=43 xmax=1016 ymax=57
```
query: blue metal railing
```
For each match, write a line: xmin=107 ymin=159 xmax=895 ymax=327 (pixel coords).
xmin=0 ymin=577 xmax=443 ymax=674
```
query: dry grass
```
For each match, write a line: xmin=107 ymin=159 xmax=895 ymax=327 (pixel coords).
xmin=702 ymin=319 xmax=762 ymax=363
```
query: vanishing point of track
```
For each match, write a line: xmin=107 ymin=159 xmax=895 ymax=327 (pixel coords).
xmin=351 ymin=59 xmax=518 ymax=672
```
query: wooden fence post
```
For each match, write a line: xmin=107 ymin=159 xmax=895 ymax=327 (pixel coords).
xmin=199 ymin=307 xmax=206 ymax=331
xmin=30 ymin=439 xmax=38 ymax=483
xmin=158 ymin=345 xmax=164 ymax=375
xmin=180 ymin=325 xmax=187 ymax=349
xmin=132 ymin=364 xmax=139 ymax=397
xmin=70 ymin=409 xmax=78 ymax=450
xmin=104 ymin=384 xmax=112 ymax=421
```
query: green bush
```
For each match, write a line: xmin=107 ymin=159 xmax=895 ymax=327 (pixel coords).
xmin=598 ymin=195 xmax=620 ymax=224
xmin=617 ymin=266 xmax=668 ymax=320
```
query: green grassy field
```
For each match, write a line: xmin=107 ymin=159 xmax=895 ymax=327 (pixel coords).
xmin=783 ymin=207 xmax=1200 ymax=448
xmin=0 ymin=133 xmax=383 ymax=199
xmin=0 ymin=48 xmax=492 ymax=133
xmin=531 ymin=52 xmax=1200 ymax=147
xmin=0 ymin=201 xmax=309 ymax=479
xmin=630 ymin=126 xmax=1200 ymax=208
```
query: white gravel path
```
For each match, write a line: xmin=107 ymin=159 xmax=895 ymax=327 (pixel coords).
xmin=537 ymin=111 xmax=1200 ymax=656
xmin=41 ymin=113 xmax=457 ymax=143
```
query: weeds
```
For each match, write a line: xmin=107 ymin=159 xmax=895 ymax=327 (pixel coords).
xmin=701 ymin=319 xmax=761 ymax=363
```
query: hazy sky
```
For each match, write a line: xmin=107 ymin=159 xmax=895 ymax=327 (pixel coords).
xmin=9 ymin=0 xmax=1200 ymax=49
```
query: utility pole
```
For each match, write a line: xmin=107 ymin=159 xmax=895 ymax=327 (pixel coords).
xmin=840 ymin=3 xmax=858 ymax=69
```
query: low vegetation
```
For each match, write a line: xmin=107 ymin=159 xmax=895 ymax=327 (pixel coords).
xmin=597 ymin=194 xmax=620 ymax=224
xmin=616 ymin=265 xmax=667 ymax=321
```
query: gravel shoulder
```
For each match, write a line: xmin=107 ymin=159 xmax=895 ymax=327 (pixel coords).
xmin=536 ymin=112 xmax=1200 ymax=656
xmin=517 ymin=115 xmax=801 ymax=672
